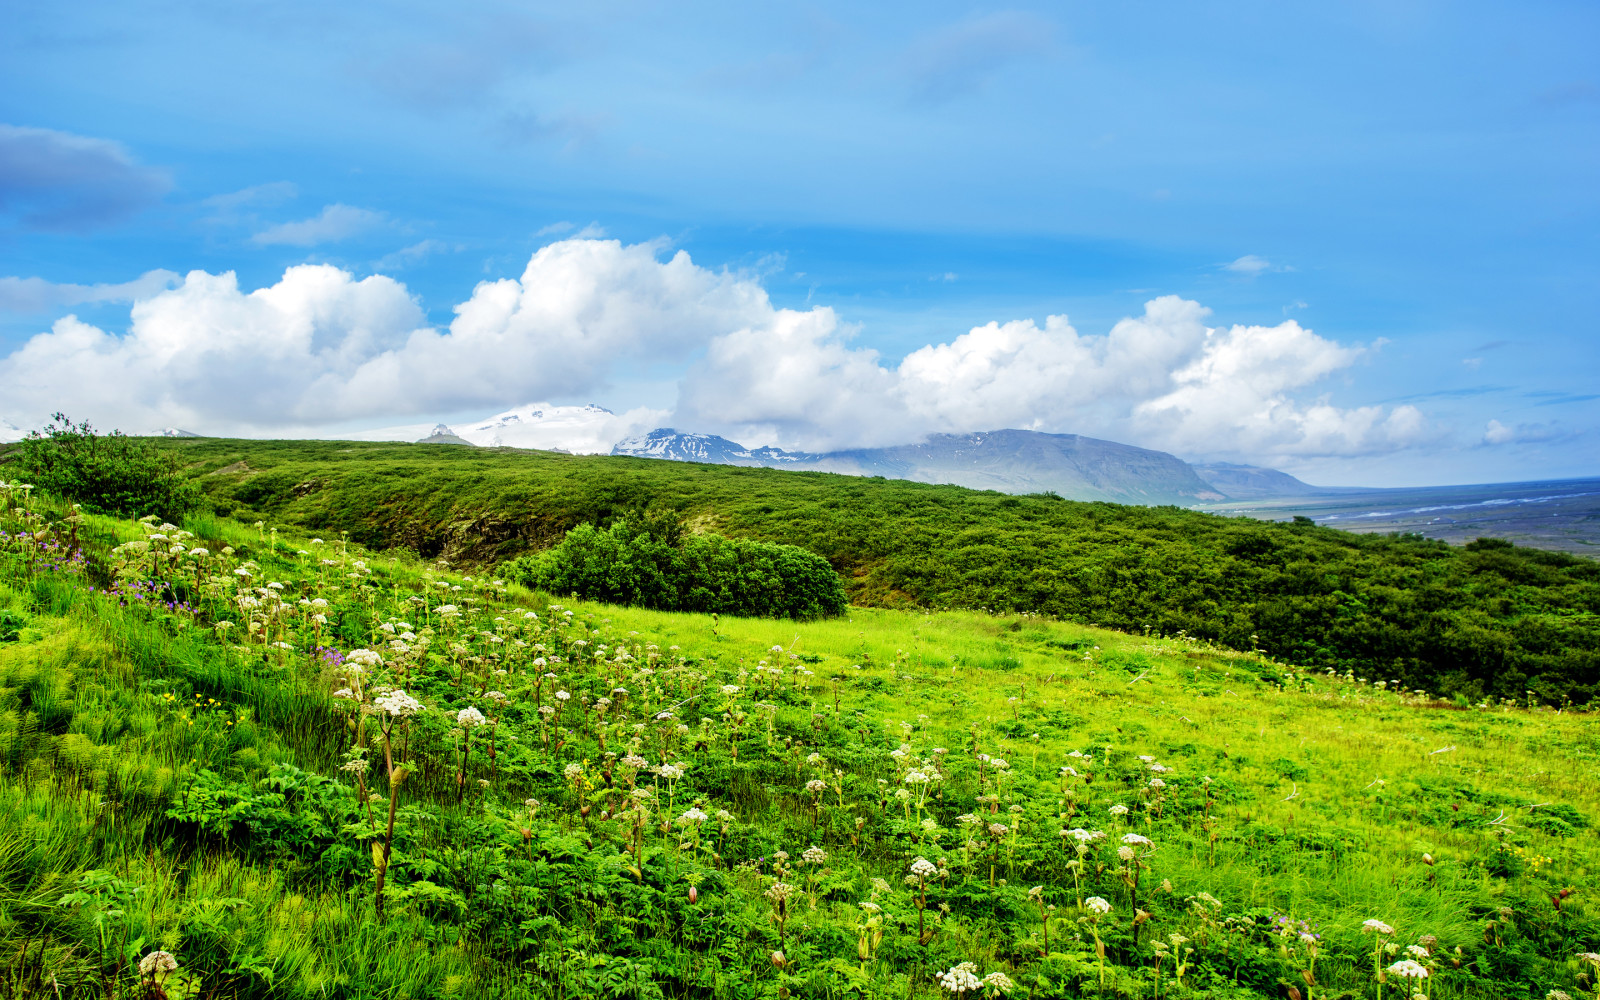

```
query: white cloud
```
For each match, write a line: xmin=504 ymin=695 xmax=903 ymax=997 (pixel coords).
xmin=0 ymin=269 xmax=180 ymax=312
xmin=0 ymin=237 xmax=1425 ymax=461
xmin=251 ymin=204 xmax=387 ymax=246
xmin=1222 ymin=254 xmax=1289 ymax=276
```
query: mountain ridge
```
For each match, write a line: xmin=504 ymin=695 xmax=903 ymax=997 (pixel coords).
xmin=614 ymin=427 xmax=1232 ymax=504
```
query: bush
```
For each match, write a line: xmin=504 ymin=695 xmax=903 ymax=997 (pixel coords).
xmin=7 ymin=413 xmax=203 ymax=519
xmin=506 ymin=520 xmax=848 ymax=619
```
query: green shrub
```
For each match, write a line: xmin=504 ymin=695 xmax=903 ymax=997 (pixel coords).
xmin=7 ymin=414 xmax=203 ymax=519
xmin=506 ymin=520 xmax=848 ymax=619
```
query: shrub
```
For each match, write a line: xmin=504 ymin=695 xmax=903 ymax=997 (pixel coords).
xmin=7 ymin=413 xmax=203 ymax=519
xmin=506 ymin=520 xmax=848 ymax=619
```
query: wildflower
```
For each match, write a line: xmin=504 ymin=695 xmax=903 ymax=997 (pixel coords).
xmin=802 ymin=845 xmax=827 ymax=864
xmin=347 ymin=648 xmax=384 ymax=670
xmin=456 ymin=706 xmax=486 ymax=727
xmin=805 ymin=778 xmax=827 ymax=793
xmin=1109 ymin=804 xmax=1129 ymax=816
xmin=680 ymin=807 xmax=708 ymax=824
xmin=935 ymin=962 xmax=983 ymax=993
xmin=1406 ymin=944 xmax=1430 ymax=959
xmin=138 ymin=951 xmax=179 ymax=978
xmin=910 ymin=857 xmax=939 ymax=880
xmin=555 ymin=690 xmax=571 ymax=701
xmin=1387 ymin=959 xmax=1429 ymax=979
xmin=1085 ymin=896 xmax=1112 ymax=915
xmin=982 ymin=972 xmax=1016 ymax=994
xmin=563 ymin=762 xmax=584 ymax=779
xmin=375 ymin=690 xmax=424 ymax=718
xmin=1117 ymin=845 xmax=1135 ymax=861
xmin=765 ymin=882 xmax=795 ymax=904
xmin=770 ymin=951 xmax=786 ymax=967
xmin=659 ymin=763 xmax=685 ymax=779
xmin=1363 ymin=919 xmax=1395 ymax=935
xmin=1121 ymin=833 xmax=1152 ymax=847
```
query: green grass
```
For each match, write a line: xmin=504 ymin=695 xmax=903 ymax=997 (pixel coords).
xmin=10 ymin=435 xmax=1590 ymax=706
xmin=0 ymin=492 xmax=1595 ymax=998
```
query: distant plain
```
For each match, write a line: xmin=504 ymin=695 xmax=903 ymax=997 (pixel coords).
xmin=1196 ymin=477 xmax=1600 ymax=556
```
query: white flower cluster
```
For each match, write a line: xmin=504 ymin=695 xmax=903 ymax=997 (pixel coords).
xmin=1362 ymin=918 xmax=1395 ymax=935
xmin=346 ymin=648 xmax=384 ymax=670
xmin=374 ymin=689 xmax=424 ymax=718
xmin=1085 ymin=896 xmax=1112 ymax=915
xmin=1387 ymin=959 xmax=1429 ymax=979
xmin=909 ymin=856 xmax=938 ymax=880
xmin=456 ymin=706 xmax=486 ymax=727
xmin=138 ymin=951 xmax=179 ymax=978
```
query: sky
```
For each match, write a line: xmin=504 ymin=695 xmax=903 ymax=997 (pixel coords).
xmin=1 ymin=0 xmax=1596 ymax=486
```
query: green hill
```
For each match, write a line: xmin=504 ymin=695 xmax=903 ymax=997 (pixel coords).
xmin=6 ymin=436 xmax=1598 ymax=705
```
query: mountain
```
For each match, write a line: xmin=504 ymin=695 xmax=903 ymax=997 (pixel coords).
xmin=417 ymin=423 xmax=474 ymax=446
xmin=615 ymin=428 xmax=1226 ymax=505
xmin=1190 ymin=462 xmax=1323 ymax=499
xmin=160 ymin=427 xmax=202 ymax=438
xmin=352 ymin=402 xmax=665 ymax=454
xmin=610 ymin=428 xmax=816 ymax=466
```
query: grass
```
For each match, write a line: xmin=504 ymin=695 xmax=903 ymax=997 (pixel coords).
xmin=0 ymin=491 xmax=1595 ymax=998
xmin=21 ymin=434 xmax=1590 ymax=706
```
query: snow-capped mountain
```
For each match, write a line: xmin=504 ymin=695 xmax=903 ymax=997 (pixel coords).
xmin=610 ymin=428 xmax=817 ymax=466
xmin=353 ymin=402 xmax=666 ymax=455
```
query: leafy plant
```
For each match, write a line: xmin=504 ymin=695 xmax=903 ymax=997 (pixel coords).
xmin=11 ymin=414 xmax=203 ymax=519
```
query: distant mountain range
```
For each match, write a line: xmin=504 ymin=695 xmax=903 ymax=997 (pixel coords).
xmin=611 ymin=427 xmax=1324 ymax=505
xmin=0 ymin=402 xmax=1328 ymax=505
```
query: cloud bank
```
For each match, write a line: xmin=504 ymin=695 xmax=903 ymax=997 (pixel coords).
xmin=0 ymin=238 xmax=1424 ymax=462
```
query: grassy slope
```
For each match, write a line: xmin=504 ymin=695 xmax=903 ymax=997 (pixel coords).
xmin=96 ymin=437 xmax=1600 ymax=705
xmin=0 ymin=500 xmax=1596 ymax=998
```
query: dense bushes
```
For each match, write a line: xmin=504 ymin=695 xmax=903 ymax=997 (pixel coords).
xmin=506 ymin=520 xmax=848 ymax=619
xmin=6 ymin=414 xmax=201 ymax=519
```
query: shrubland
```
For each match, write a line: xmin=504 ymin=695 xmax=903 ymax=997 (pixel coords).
xmin=0 ymin=480 xmax=1597 ymax=999
xmin=13 ymin=437 xmax=1590 ymax=706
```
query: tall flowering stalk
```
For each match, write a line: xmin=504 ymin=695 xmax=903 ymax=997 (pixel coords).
xmin=372 ymin=689 xmax=423 ymax=918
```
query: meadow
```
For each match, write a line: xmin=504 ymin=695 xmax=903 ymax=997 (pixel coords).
xmin=1 ymin=481 xmax=1596 ymax=999
xmin=20 ymin=436 xmax=1592 ymax=709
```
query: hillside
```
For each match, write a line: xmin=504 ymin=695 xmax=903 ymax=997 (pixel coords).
xmin=614 ymin=428 xmax=1226 ymax=504
xmin=9 ymin=437 xmax=1589 ymax=706
xmin=0 ymin=499 xmax=1595 ymax=998
xmin=1189 ymin=463 xmax=1325 ymax=500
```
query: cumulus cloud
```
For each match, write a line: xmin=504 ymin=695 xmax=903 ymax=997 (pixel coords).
xmin=0 ymin=269 xmax=180 ymax=312
xmin=678 ymin=292 xmax=1424 ymax=459
xmin=0 ymin=124 xmax=169 ymax=231
xmin=0 ymin=237 xmax=1424 ymax=461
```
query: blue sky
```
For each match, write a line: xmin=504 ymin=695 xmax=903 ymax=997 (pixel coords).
xmin=1 ymin=0 xmax=1596 ymax=485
